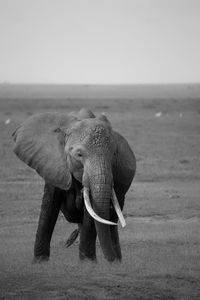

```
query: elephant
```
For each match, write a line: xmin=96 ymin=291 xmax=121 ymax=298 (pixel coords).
xmin=12 ymin=108 xmax=136 ymax=263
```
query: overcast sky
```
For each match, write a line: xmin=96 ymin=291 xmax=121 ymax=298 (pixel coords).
xmin=0 ymin=0 xmax=200 ymax=84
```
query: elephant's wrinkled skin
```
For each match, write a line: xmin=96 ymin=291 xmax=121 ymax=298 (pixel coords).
xmin=13 ymin=108 xmax=136 ymax=262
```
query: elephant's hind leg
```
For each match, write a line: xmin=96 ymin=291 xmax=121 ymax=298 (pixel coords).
xmin=33 ymin=184 xmax=61 ymax=262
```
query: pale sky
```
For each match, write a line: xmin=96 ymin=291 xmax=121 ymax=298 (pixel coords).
xmin=0 ymin=0 xmax=200 ymax=84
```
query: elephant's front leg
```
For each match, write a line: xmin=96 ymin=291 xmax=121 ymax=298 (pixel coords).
xmin=33 ymin=184 xmax=61 ymax=262
xmin=110 ymin=190 xmax=125 ymax=261
xmin=79 ymin=209 xmax=97 ymax=261
xmin=110 ymin=226 xmax=122 ymax=261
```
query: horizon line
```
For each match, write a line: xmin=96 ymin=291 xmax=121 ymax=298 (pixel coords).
xmin=1 ymin=82 xmax=200 ymax=86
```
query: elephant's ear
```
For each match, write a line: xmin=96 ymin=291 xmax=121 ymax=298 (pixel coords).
xmin=112 ymin=131 xmax=136 ymax=192
xmin=13 ymin=112 xmax=76 ymax=190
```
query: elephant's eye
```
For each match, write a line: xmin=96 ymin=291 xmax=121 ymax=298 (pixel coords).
xmin=76 ymin=150 xmax=83 ymax=158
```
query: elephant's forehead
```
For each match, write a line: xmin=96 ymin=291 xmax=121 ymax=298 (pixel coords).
xmin=80 ymin=124 xmax=111 ymax=147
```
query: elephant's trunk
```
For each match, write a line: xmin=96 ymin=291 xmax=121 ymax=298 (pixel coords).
xmin=82 ymin=158 xmax=126 ymax=261
xmin=90 ymin=177 xmax=116 ymax=261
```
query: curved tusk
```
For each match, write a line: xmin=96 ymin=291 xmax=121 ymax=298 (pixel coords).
xmin=112 ymin=189 xmax=126 ymax=228
xmin=83 ymin=187 xmax=117 ymax=226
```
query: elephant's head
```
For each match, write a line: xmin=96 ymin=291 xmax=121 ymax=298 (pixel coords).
xmin=13 ymin=108 xmax=136 ymax=261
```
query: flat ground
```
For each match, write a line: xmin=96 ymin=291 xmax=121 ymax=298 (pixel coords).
xmin=0 ymin=85 xmax=200 ymax=299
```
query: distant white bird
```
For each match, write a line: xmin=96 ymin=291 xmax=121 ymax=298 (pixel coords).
xmin=155 ymin=112 xmax=162 ymax=117
xmin=5 ymin=119 xmax=11 ymax=124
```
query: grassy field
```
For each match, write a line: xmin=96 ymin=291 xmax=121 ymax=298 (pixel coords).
xmin=0 ymin=85 xmax=200 ymax=299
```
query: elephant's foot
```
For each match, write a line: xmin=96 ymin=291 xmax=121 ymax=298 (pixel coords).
xmin=110 ymin=257 xmax=122 ymax=264
xmin=112 ymin=248 xmax=122 ymax=262
xmin=79 ymin=251 xmax=97 ymax=262
xmin=32 ymin=255 xmax=49 ymax=264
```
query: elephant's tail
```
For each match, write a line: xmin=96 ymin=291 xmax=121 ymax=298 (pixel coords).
xmin=65 ymin=228 xmax=79 ymax=248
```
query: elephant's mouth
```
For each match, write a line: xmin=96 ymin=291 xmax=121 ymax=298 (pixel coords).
xmin=83 ymin=187 xmax=126 ymax=228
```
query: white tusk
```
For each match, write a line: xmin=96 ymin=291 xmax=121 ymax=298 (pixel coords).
xmin=83 ymin=187 xmax=117 ymax=226
xmin=112 ymin=189 xmax=126 ymax=228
